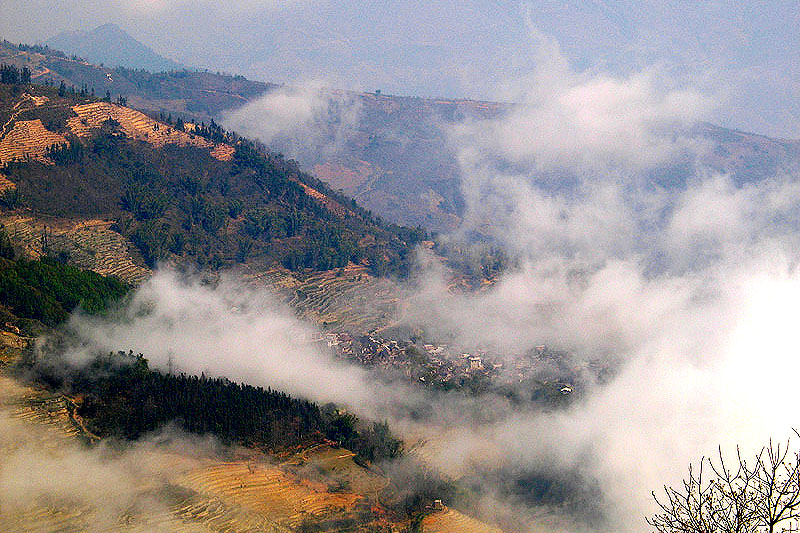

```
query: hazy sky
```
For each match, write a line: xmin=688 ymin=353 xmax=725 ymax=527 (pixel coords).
xmin=1 ymin=0 xmax=798 ymax=137
xmin=3 ymin=3 xmax=800 ymax=530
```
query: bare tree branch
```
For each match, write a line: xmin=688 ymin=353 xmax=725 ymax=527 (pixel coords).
xmin=647 ymin=431 xmax=800 ymax=533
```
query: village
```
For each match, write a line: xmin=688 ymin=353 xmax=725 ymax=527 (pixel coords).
xmin=315 ymin=332 xmax=578 ymax=399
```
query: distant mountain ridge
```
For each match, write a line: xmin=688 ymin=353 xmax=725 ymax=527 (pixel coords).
xmin=0 ymin=76 xmax=423 ymax=280
xmin=46 ymin=23 xmax=183 ymax=73
xmin=3 ymin=38 xmax=799 ymax=234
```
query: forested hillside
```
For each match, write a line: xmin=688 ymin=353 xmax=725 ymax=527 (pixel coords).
xmin=0 ymin=69 xmax=424 ymax=277
xmin=0 ymin=228 xmax=420 ymax=530
xmin=4 ymin=36 xmax=796 ymax=237
xmin=0 ymin=38 xmax=272 ymax=121
xmin=0 ymin=239 xmax=128 ymax=334
xmin=21 ymin=348 xmax=402 ymax=462
xmin=0 ymin=38 xmax=502 ymax=232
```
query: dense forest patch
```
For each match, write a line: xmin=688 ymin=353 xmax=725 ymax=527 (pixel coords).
xmin=0 ymin=227 xmax=128 ymax=330
xmin=0 ymin=78 xmax=425 ymax=276
xmin=19 ymin=347 xmax=403 ymax=464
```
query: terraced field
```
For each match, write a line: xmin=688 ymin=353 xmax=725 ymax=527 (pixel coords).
xmin=0 ymin=504 xmax=95 ymax=533
xmin=0 ymin=379 xmax=81 ymax=457
xmin=299 ymin=445 xmax=388 ymax=501
xmin=298 ymin=182 xmax=348 ymax=218
xmin=0 ymin=469 xmax=228 ymax=533
xmin=422 ymin=507 xmax=504 ymax=533
xmin=0 ymin=488 xmax=276 ymax=533
xmin=0 ymin=214 xmax=400 ymax=330
xmin=0 ymin=335 xmax=392 ymax=533
xmin=7 ymin=390 xmax=84 ymax=440
xmin=0 ymin=215 xmax=150 ymax=284
xmin=67 ymin=101 xmax=234 ymax=161
xmin=0 ymin=212 xmax=400 ymax=328
xmin=177 ymin=460 xmax=368 ymax=530
xmin=0 ymin=118 xmax=66 ymax=164
xmin=0 ymin=375 xmax=328 ymax=532
xmin=0 ymin=91 xmax=70 ymax=165
xmin=170 ymin=495 xmax=283 ymax=532
xmin=252 ymin=264 xmax=401 ymax=333
xmin=0 ymin=91 xmax=234 ymax=170
xmin=0 ymin=173 xmax=16 ymax=192
xmin=0 ymin=333 xmax=87 ymax=445
xmin=0 ymin=330 xmax=507 ymax=532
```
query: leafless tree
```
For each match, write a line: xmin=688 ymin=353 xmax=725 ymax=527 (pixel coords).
xmin=648 ymin=430 xmax=800 ymax=533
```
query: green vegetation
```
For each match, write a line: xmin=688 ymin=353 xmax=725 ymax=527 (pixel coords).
xmin=434 ymin=240 xmax=510 ymax=284
xmin=380 ymin=459 xmax=461 ymax=521
xmin=3 ymin=36 xmax=271 ymax=123
xmin=0 ymin=253 xmax=128 ymax=328
xmin=0 ymin=81 xmax=425 ymax=277
xmin=14 ymin=42 xmax=68 ymax=59
xmin=0 ymin=63 xmax=31 ymax=85
xmin=321 ymin=408 xmax=402 ymax=464
xmin=0 ymin=223 xmax=129 ymax=335
xmin=46 ymin=140 xmax=85 ymax=164
xmin=21 ymin=348 xmax=403 ymax=463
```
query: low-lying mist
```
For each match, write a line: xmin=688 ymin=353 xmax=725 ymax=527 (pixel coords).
xmin=58 ymin=271 xmax=375 ymax=410
xmin=0 ymin=406 xmax=223 ymax=532
xmin=220 ymin=84 xmax=362 ymax=164
xmin=395 ymin=16 xmax=800 ymax=532
xmin=22 ymin=176 xmax=800 ymax=533
xmin=8 ymin=19 xmax=800 ymax=533
xmin=38 ymin=239 xmax=800 ymax=532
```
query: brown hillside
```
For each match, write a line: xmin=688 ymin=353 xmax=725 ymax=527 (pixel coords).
xmin=0 ymin=174 xmax=16 ymax=192
xmin=67 ymin=102 xmax=234 ymax=161
xmin=177 ymin=461 xmax=365 ymax=530
xmin=0 ymin=119 xmax=66 ymax=164
xmin=0 ymin=341 xmax=407 ymax=532
xmin=0 ymin=215 xmax=150 ymax=284
xmin=298 ymin=182 xmax=348 ymax=218
xmin=6 ymin=40 xmax=800 ymax=236
xmin=0 ymin=91 xmax=233 ymax=167
xmin=422 ymin=507 xmax=504 ymax=533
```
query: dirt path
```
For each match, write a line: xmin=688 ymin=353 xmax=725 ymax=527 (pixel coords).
xmin=64 ymin=396 xmax=101 ymax=443
xmin=30 ymin=66 xmax=51 ymax=79
xmin=0 ymin=96 xmax=34 ymax=138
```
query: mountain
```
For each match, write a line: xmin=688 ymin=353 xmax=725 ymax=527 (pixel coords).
xmin=0 ymin=39 xmax=502 ymax=231
xmin=45 ymin=23 xmax=183 ymax=73
xmin=0 ymin=79 xmax=422 ymax=272
xmin=7 ymin=39 xmax=797 ymax=533
xmin=0 ymin=68 xmax=428 ymax=331
xmin=0 ymin=69 xmax=488 ymax=533
xmin=0 ymin=252 xmax=416 ymax=532
xmin=0 ymin=38 xmax=271 ymax=126
xmin=4 ymin=38 xmax=800 ymax=236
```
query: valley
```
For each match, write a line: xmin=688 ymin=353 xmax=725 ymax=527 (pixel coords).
xmin=0 ymin=328 xmax=508 ymax=532
xmin=0 ymin=53 xmax=679 ymax=533
xmin=4 ymin=36 xmax=798 ymax=238
xmin=2 ymin=17 xmax=798 ymax=531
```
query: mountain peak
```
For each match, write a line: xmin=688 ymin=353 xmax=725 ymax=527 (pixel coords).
xmin=93 ymin=22 xmax=127 ymax=35
xmin=46 ymin=23 xmax=184 ymax=73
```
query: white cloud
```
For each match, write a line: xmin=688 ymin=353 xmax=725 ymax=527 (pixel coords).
xmin=0 ymin=411 xmax=221 ymax=531
xmin=454 ymin=18 xmax=714 ymax=176
xmin=61 ymin=270 xmax=375 ymax=410
xmin=220 ymin=85 xmax=362 ymax=163
xmin=4 ymin=8 xmax=797 ymax=528
xmin=397 ymin=23 xmax=800 ymax=531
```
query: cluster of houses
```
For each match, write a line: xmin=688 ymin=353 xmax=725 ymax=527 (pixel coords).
xmin=316 ymin=332 xmax=574 ymax=395
xmin=313 ymin=332 xmax=497 ymax=387
xmin=301 ymin=327 xmax=581 ymax=400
